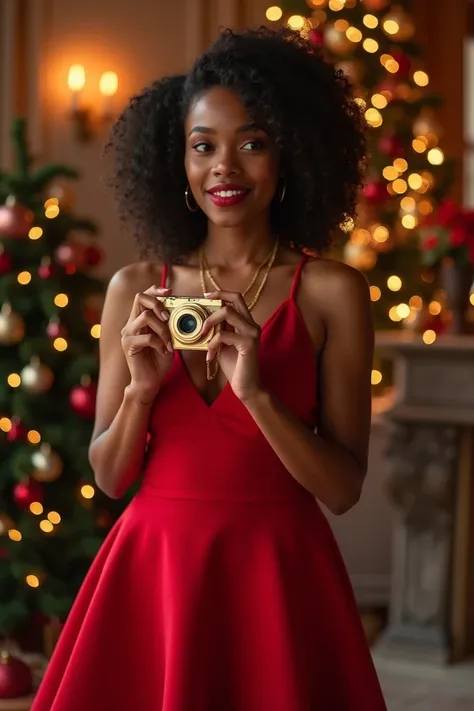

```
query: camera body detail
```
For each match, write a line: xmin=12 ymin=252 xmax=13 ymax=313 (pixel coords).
xmin=157 ymin=296 xmax=224 ymax=351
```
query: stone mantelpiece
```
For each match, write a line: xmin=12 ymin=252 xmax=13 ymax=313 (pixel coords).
xmin=374 ymin=331 xmax=474 ymax=665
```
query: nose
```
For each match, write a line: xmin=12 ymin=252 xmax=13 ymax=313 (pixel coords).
xmin=211 ymin=146 xmax=240 ymax=178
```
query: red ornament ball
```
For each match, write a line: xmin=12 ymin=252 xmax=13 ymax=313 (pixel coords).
xmin=69 ymin=381 xmax=97 ymax=419
xmin=84 ymin=245 xmax=103 ymax=267
xmin=0 ymin=199 xmax=34 ymax=239
xmin=46 ymin=319 xmax=67 ymax=339
xmin=6 ymin=419 xmax=28 ymax=443
xmin=378 ymin=135 xmax=404 ymax=158
xmin=0 ymin=652 xmax=33 ymax=699
xmin=38 ymin=259 xmax=55 ymax=280
xmin=0 ymin=250 xmax=12 ymax=275
xmin=392 ymin=50 xmax=412 ymax=78
xmin=55 ymin=241 xmax=86 ymax=270
xmin=13 ymin=479 xmax=44 ymax=509
xmin=363 ymin=180 xmax=388 ymax=206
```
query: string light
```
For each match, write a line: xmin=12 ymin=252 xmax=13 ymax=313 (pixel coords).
xmin=470 ymin=294 xmax=474 ymax=306
xmin=372 ymin=225 xmax=389 ymax=243
xmin=383 ymin=166 xmax=398 ymax=181
xmin=0 ymin=417 xmax=12 ymax=432
xmin=53 ymin=337 xmax=68 ymax=351
xmin=383 ymin=19 xmax=399 ymax=35
xmin=363 ymin=14 xmax=378 ymax=29
xmin=17 ymin=271 xmax=32 ymax=285
xmin=396 ymin=303 xmax=410 ymax=319
xmin=384 ymin=58 xmax=399 ymax=73
xmin=413 ymin=71 xmax=429 ymax=87
xmin=7 ymin=373 xmax=21 ymax=388
xmin=412 ymin=137 xmax=427 ymax=153
xmin=419 ymin=199 xmax=434 ymax=215
xmin=48 ymin=511 xmax=61 ymax=525
xmin=81 ymin=484 xmax=95 ymax=499
xmin=427 ymin=147 xmax=444 ymax=165
xmin=371 ymin=370 xmax=382 ymax=385
xmin=409 ymin=296 xmax=423 ymax=310
xmin=346 ymin=27 xmax=362 ymax=42
xmin=28 ymin=430 xmax=41 ymax=444
xmin=371 ymin=94 xmax=387 ymax=109
xmin=30 ymin=502 xmax=44 ymax=515
xmin=408 ymin=173 xmax=423 ymax=189
xmin=363 ymin=38 xmax=379 ymax=53
xmin=428 ymin=301 xmax=442 ymax=315
xmin=90 ymin=324 xmax=101 ymax=338
xmin=370 ymin=286 xmax=382 ymax=301
xmin=365 ymin=108 xmax=383 ymax=127
xmin=400 ymin=196 xmax=416 ymax=211
xmin=422 ymin=329 xmax=436 ymax=344
xmin=387 ymin=275 xmax=402 ymax=291
xmin=392 ymin=178 xmax=408 ymax=194
xmin=265 ymin=5 xmax=283 ymax=21
xmin=287 ymin=14 xmax=305 ymax=30
xmin=401 ymin=214 xmax=417 ymax=229
xmin=40 ymin=520 xmax=54 ymax=533
xmin=54 ymin=293 xmax=69 ymax=307
xmin=329 ymin=0 xmax=345 ymax=10
xmin=45 ymin=205 xmax=60 ymax=219
xmin=26 ymin=574 xmax=40 ymax=587
xmin=393 ymin=158 xmax=408 ymax=173
xmin=29 ymin=226 xmax=43 ymax=240
xmin=334 ymin=19 xmax=349 ymax=31
xmin=389 ymin=306 xmax=402 ymax=322
xmin=8 ymin=529 xmax=22 ymax=542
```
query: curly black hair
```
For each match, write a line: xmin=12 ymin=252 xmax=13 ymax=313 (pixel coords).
xmin=106 ymin=27 xmax=367 ymax=264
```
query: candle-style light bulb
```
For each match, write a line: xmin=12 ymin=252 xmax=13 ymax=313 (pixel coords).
xmin=67 ymin=65 xmax=86 ymax=112
xmin=99 ymin=71 xmax=118 ymax=117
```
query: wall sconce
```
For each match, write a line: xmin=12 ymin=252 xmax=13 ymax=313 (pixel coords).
xmin=67 ymin=65 xmax=119 ymax=143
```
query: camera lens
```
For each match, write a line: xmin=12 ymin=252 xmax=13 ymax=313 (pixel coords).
xmin=177 ymin=313 xmax=198 ymax=335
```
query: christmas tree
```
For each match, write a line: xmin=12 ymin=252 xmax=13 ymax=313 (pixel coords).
xmin=265 ymin=0 xmax=455 ymax=343
xmin=0 ymin=119 xmax=123 ymax=637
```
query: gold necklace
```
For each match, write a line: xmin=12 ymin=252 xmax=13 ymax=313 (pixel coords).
xmin=203 ymin=243 xmax=275 ymax=299
xmin=199 ymin=240 xmax=279 ymax=380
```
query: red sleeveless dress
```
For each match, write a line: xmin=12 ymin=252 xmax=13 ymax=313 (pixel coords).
xmin=31 ymin=256 xmax=387 ymax=711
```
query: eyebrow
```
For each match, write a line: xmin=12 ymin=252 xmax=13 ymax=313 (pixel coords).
xmin=188 ymin=122 xmax=266 ymax=137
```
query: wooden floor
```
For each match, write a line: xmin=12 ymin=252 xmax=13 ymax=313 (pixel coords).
xmin=375 ymin=657 xmax=474 ymax=710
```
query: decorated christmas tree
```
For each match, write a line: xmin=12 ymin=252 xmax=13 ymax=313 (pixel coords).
xmin=0 ymin=119 xmax=123 ymax=637
xmin=265 ymin=0 xmax=457 ymax=346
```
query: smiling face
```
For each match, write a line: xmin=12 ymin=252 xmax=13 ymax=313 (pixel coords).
xmin=184 ymin=87 xmax=280 ymax=230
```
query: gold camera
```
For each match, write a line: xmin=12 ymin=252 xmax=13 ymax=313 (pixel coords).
xmin=157 ymin=296 xmax=223 ymax=351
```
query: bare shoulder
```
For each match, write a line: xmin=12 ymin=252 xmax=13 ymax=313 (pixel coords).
xmin=302 ymin=257 xmax=370 ymax=315
xmin=107 ymin=261 xmax=164 ymax=299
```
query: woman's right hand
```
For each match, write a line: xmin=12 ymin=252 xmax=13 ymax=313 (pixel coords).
xmin=121 ymin=285 xmax=174 ymax=403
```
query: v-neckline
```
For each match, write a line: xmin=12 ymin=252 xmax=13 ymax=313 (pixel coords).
xmin=178 ymin=297 xmax=291 ymax=410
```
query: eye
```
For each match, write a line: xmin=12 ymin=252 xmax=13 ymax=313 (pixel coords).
xmin=241 ymin=139 xmax=266 ymax=151
xmin=192 ymin=142 xmax=212 ymax=153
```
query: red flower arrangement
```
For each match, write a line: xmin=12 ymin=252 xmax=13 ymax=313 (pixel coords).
xmin=419 ymin=199 xmax=474 ymax=267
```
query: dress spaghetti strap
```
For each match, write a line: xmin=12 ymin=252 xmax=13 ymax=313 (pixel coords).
xmin=289 ymin=253 xmax=308 ymax=301
xmin=160 ymin=264 xmax=169 ymax=289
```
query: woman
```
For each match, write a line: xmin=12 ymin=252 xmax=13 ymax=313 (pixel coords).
xmin=32 ymin=27 xmax=386 ymax=711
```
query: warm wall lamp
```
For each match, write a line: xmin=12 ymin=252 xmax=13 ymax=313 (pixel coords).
xmin=67 ymin=64 xmax=118 ymax=142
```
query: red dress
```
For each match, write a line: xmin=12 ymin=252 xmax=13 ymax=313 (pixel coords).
xmin=31 ymin=256 xmax=387 ymax=711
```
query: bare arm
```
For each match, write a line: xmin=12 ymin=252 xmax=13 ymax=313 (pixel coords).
xmin=88 ymin=264 xmax=172 ymax=499
xmin=244 ymin=264 xmax=374 ymax=515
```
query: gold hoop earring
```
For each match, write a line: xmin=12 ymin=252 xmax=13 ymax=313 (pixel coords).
xmin=185 ymin=186 xmax=199 ymax=212
xmin=278 ymin=180 xmax=286 ymax=204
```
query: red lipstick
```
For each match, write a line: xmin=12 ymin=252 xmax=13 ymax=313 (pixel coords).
xmin=206 ymin=183 xmax=250 ymax=208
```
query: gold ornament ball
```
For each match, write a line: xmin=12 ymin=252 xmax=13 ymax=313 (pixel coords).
xmin=21 ymin=358 xmax=54 ymax=394
xmin=344 ymin=242 xmax=377 ymax=271
xmin=0 ymin=304 xmax=25 ymax=345
xmin=382 ymin=8 xmax=415 ymax=42
xmin=31 ymin=443 xmax=63 ymax=482
xmin=324 ymin=25 xmax=353 ymax=55
xmin=0 ymin=513 xmax=15 ymax=535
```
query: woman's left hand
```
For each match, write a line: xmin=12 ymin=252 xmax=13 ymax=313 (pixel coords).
xmin=201 ymin=290 xmax=265 ymax=405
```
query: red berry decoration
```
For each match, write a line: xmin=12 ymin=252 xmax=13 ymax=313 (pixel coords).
xmin=13 ymin=479 xmax=44 ymax=509
xmin=46 ymin=318 xmax=67 ymax=339
xmin=0 ymin=197 xmax=34 ymax=239
xmin=0 ymin=651 xmax=33 ymax=699
xmin=0 ymin=248 xmax=12 ymax=275
xmin=378 ymin=135 xmax=404 ymax=158
xmin=363 ymin=180 xmax=388 ymax=206
xmin=84 ymin=244 xmax=103 ymax=267
xmin=69 ymin=379 xmax=97 ymax=419
xmin=38 ymin=257 xmax=55 ymax=280
xmin=6 ymin=418 xmax=28 ymax=443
